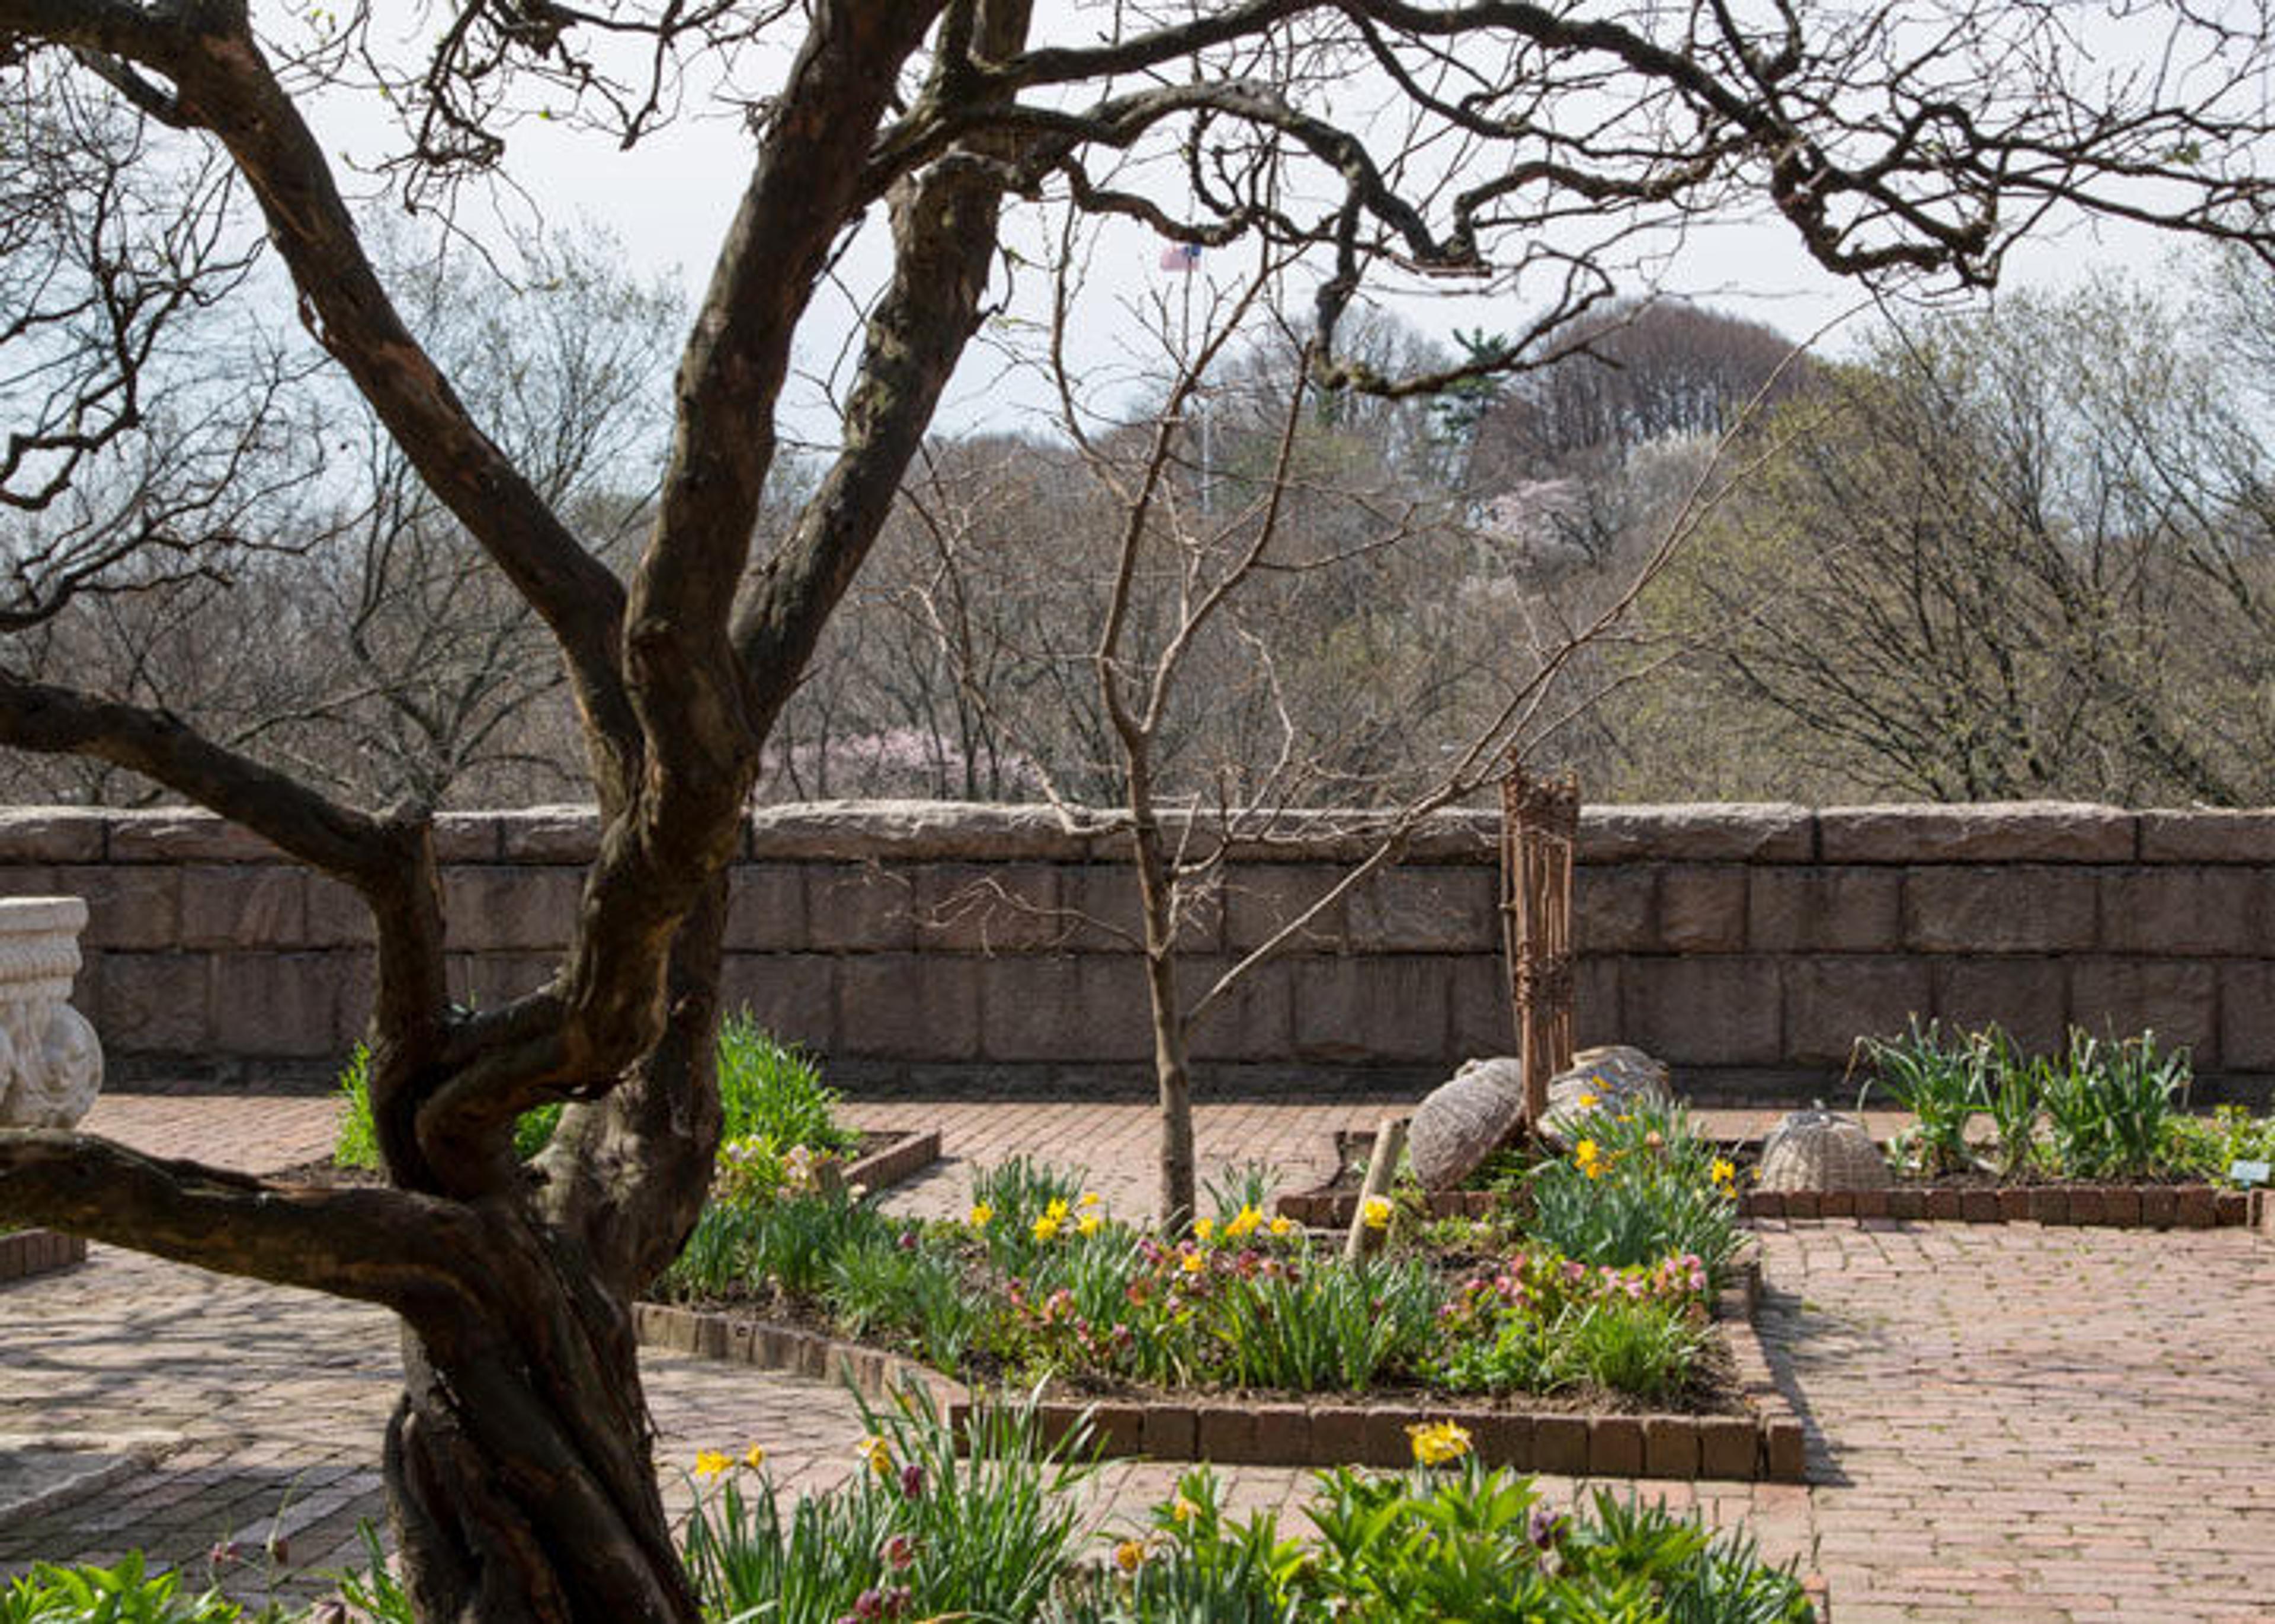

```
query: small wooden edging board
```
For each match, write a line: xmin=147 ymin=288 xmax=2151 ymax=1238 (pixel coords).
xmin=0 ymin=1228 xmax=87 ymax=1284
xmin=633 ymin=1255 xmax=1805 ymax=1485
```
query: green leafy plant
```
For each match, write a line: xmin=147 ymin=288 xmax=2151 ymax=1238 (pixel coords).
xmin=2161 ymin=1104 xmax=2275 ymax=1184
xmin=1203 ymin=1250 xmax=1441 ymax=1393
xmin=2039 ymin=1028 xmax=2192 ymax=1179
xmin=1856 ymin=1016 xmax=1978 ymax=1175
xmin=715 ymin=1014 xmax=857 ymax=1153
xmin=1524 ymin=1102 xmax=1741 ymax=1285
xmin=682 ymin=1382 xmax=1098 ymax=1624
xmin=1975 ymin=1026 xmax=2040 ymax=1178
xmin=0 ymin=1553 xmax=254 ymax=1624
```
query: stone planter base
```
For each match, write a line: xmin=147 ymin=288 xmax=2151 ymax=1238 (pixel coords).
xmin=635 ymin=1258 xmax=1808 ymax=1485
xmin=0 ymin=1228 xmax=87 ymax=1283
xmin=844 ymin=1128 xmax=942 ymax=1193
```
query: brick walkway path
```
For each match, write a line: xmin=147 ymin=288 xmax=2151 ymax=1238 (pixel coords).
xmin=4 ymin=1093 xmax=2267 ymax=1621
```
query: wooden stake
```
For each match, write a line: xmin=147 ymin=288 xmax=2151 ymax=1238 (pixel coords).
xmin=1343 ymin=1115 xmax=1409 ymax=1264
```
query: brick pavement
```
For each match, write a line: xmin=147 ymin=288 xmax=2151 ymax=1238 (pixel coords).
xmin=3 ymin=1092 xmax=2268 ymax=1620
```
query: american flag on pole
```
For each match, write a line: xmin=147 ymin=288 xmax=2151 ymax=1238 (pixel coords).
xmin=1158 ymin=242 xmax=1203 ymax=271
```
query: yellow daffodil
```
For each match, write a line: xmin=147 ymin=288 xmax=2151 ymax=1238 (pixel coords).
xmin=1574 ymin=1139 xmax=1601 ymax=1180
xmin=1406 ymin=1420 xmax=1473 ymax=1466
xmin=1180 ymin=1251 xmax=1206 ymax=1275
xmin=1171 ymin=1494 xmax=1201 ymax=1524
xmin=1079 ymin=1191 xmax=1102 ymax=1207
xmin=1193 ymin=1216 xmax=1216 ymax=1242
xmin=743 ymin=1443 xmax=767 ymax=1471
xmin=1044 ymin=1196 xmax=1072 ymax=1222
xmin=857 ymin=1434 xmax=893 ymax=1479
xmin=968 ymin=1202 xmax=994 ymax=1229
xmin=1076 ymin=1211 xmax=1104 ymax=1237
xmin=1114 ymin=1538 xmax=1147 ymax=1572
xmin=1032 ymin=1213 xmax=1063 ymax=1241
xmin=1361 ymin=1196 xmax=1392 ymax=1231
xmin=1577 ymin=1092 xmax=1600 ymax=1109
xmin=1225 ymin=1204 xmax=1263 ymax=1240
xmin=694 ymin=1450 xmax=732 ymax=1480
xmin=1710 ymin=1157 xmax=1736 ymax=1190
xmin=1268 ymin=1215 xmax=1296 ymax=1238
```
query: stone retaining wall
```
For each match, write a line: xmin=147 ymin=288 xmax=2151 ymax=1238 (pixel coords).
xmin=2 ymin=799 xmax=2271 ymax=1094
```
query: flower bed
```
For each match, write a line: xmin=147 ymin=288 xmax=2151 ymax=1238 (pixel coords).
xmin=0 ymin=1226 xmax=86 ymax=1283
xmin=642 ymin=1112 xmax=1808 ymax=1482
xmin=1745 ymin=1021 xmax=2275 ymax=1226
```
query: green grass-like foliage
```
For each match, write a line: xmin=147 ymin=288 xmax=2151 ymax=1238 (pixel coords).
xmin=684 ymin=1383 xmax=1098 ymax=1624
xmin=1524 ymin=1101 xmax=1742 ymax=1288
xmin=0 ymin=1552 xmax=271 ymax=1623
xmin=1052 ymin=1461 xmax=1815 ymax=1623
xmin=1858 ymin=1019 xmax=2214 ymax=1181
xmin=332 ymin=1009 xmax=842 ymax=1172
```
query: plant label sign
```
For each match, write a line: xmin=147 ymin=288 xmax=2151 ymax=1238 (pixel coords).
xmin=2228 ymin=1159 xmax=2271 ymax=1189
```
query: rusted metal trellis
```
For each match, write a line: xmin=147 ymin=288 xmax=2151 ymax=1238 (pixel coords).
xmin=1499 ymin=758 xmax=1579 ymax=1124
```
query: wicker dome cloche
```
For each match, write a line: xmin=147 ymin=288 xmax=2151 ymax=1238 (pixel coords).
xmin=1756 ymin=1106 xmax=1892 ymax=1193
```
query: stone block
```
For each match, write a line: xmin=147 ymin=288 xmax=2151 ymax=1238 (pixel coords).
xmin=724 ymin=865 xmax=807 ymax=952
xmin=2138 ymin=810 xmax=2275 ymax=863
xmin=1821 ymin=802 xmax=2133 ymax=863
xmin=2220 ymin=963 xmax=2275 ymax=1070
xmin=1466 ymin=1411 xmax=1531 ymax=1469
xmin=1579 ymin=804 xmax=1813 ymax=863
xmin=1697 ymin=1417 xmax=1759 ymax=1481
xmin=807 ymin=865 xmax=918 ymax=952
xmin=719 ymin=956 xmax=837 ymax=1052
xmin=1060 ymin=863 xmax=1217 ymax=953
xmin=839 ymin=954 xmax=982 ymax=1062
xmin=1933 ymin=958 xmax=2068 ymax=1053
xmin=1575 ymin=866 xmax=1655 ymax=952
xmin=1619 ymin=956 xmax=1782 ymax=1066
xmin=2098 ymin=868 xmax=2266 ymax=955
xmin=1251 ymin=1403 xmax=1310 ymax=1465
xmin=1196 ymin=1406 xmax=1258 ymax=1463
xmin=978 ymin=954 xmax=1151 ymax=1063
xmin=495 ymin=806 xmax=601 ymax=863
xmin=430 ymin=813 xmax=502 ymax=863
xmin=1183 ymin=957 xmax=1294 ymax=1064
xmin=1446 ymin=954 xmax=1514 ymax=1060
xmin=97 ymin=953 xmax=210 ymax=1054
xmin=333 ymin=950 xmax=376 ymax=1047
xmin=443 ymin=866 xmax=582 ymax=952
xmin=1783 ymin=959 xmax=1933 ymax=1066
xmin=304 ymin=879 xmax=376 ymax=948
xmin=178 ymin=865 xmax=306 ymax=949
xmin=451 ymin=953 xmax=559 ymax=1012
xmin=1587 ymin=1415 xmax=1645 ymax=1476
xmin=52 ymin=864 xmax=179 ymax=950
xmin=1903 ymin=866 xmax=2097 ymax=953
xmin=1573 ymin=957 xmax=1622 ymax=1049
xmin=0 ymin=809 xmax=103 ymax=862
xmin=1746 ymin=867 xmax=1904 ymax=953
xmin=210 ymin=953 xmax=337 ymax=1058
xmin=1292 ymin=957 xmax=1451 ymax=1065
xmin=1532 ymin=1414 xmax=1588 ymax=1475
xmin=2066 ymin=960 xmax=2219 ymax=1064
xmin=1763 ymin=1419 xmax=1807 ymax=1481
xmin=1657 ymin=866 xmax=1747 ymax=952
xmin=1642 ymin=1416 xmax=1700 ymax=1479
xmin=912 ymin=863 xmax=1064 ymax=952
xmin=1345 ymin=866 xmax=1498 ymax=954
xmin=747 ymin=800 xmax=1091 ymax=863
xmin=1307 ymin=1405 xmax=1370 ymax=1466
xmin=1140 ymin=1404 xmax=1197 ymax=1461
xmin=1223 ymin=864 xmax=1350 ymax=954
xmin=104 ymin=811 xmax=281 ymax=863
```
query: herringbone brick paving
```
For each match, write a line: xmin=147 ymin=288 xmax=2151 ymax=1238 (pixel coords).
xmin=3 ymin=1093 xmax=2267 ymax=1621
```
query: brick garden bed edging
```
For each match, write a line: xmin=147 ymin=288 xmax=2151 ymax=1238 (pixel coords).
xmin=843 ymin=1127 xmax=943 ymax=1193
xmin=0 ymin=1228 xmax=86 ymax=1283
xmin=633 ymin=1255 xmax=1806 ymax=1485
xmin=1740 ymin=1182 xmax=2267 ymax=1228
